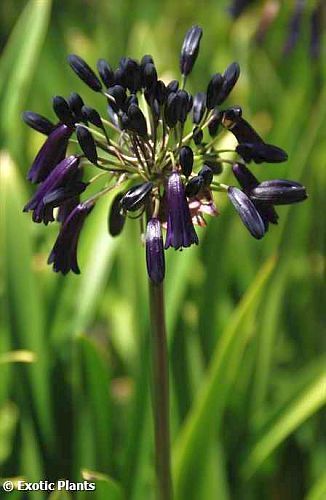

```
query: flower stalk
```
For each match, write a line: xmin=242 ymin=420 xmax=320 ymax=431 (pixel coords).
xmin=149 ymin=280 xmax=172 ymax=500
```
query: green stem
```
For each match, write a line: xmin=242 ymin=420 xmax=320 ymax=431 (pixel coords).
xmin=149 ymin=281 xmax=173 ymax=500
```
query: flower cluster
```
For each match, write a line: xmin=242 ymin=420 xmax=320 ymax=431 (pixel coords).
xmin=23 ymin=25 xmax=307 ymax=283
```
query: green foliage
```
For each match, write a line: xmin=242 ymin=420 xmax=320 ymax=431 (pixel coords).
xmin=0 ymin=1 xmax=325 ymax=499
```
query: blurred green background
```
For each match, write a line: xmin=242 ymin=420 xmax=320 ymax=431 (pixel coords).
xmin=0 ymin=0 xmax=325 ymax=499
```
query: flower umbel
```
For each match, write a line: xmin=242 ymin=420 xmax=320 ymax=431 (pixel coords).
xmin=23 ymin=25 xmax=307 ymax=283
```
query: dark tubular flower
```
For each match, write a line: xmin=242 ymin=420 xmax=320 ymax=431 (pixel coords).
xmin=179 ymin=146 xmax=194 ymax=177
xmin=22 ymin=111 xmax=56 ymax=135
xmin=232 ymin=163 xmax=279 ymax=229
xmin=217 ymin=62 xmax=240 ymax=104
xmin=223 ymin=115 xmax=264 ymax=144
xmin=76 ymin=126 xmax=98 ymax=164
xmin=108 ymin=193 xmax=126 ymax=236
xmin=236 ymin=142 xmax=288 ymax=163
xmin=53 ymin=96 xmax=75 ymax=127
xmin=24 ymin=156 xmax=81 ymax=224
xmin=67 ymin=54 xmax=102 ymax=92
xmin=192 ymin=92 xmax=206 ymax=124
xmin=146 ymin=218 xmax=165 ymax=284
xmin=97 ymin=58 xmax=115 ymax=87
xmin=120 ymin=182 xmax=153 ymax=212
xmin=206 ymin=73 xmax=224 ymax=109
xmin=165 ymin=172 xmax=198 ymax=249
xmin=250 ymin=179 xmax=307 ymax=205
xmin=48 ymin=201 xmax=94 ymax=274
xmin=67 ymin=92 xmax=85 ymax=121
xmin=228 ymin=186 xmax=265 ymax=239
xmin=27 ymin=124 xmax=73 ymax=183
xmin=180 ymin=25 xmax=203 ymax=76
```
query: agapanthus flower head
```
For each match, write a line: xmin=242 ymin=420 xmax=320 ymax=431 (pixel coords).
xmin=23 ymin=24 xmax=307 ymax=280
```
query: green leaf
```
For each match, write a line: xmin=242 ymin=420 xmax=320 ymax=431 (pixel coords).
xmin=76 ymin=335 xmax=112 ymax=472
xmin=172 ymin=256 xmax=276 ymax=498
xmin=306 ymin=471 xmax=326 ymax=500
xmin=242 ymin=370 xmax=326 ymax=479
xmin=0 ymin=0 xmax=52 ymax=155
xmin=82 ymin=469 xmax=124 ymax=500
xmin=0 ymin=151 xmax=54 ymax=447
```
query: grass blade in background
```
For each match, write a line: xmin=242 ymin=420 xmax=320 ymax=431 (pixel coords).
xmin=242 ymin=371 xmax=326 ymax=479
xmin=173 ymin=256 xmax=276 ymax=498
xmin=0 ymin=0 xmax=52 ymax=157
xmin=1 ymin=151 xmax=54 ymax=449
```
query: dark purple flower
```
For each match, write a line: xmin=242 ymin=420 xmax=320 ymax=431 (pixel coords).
xmin=228 ymin=186 xmax=265 ymax=239
xmin=250 ymin=179 xmax=307 ymax=205
xmin=24 ymin=156 xmax=82 ymax=224
xmin=180 ymin=25 xmax=203 ymax=76
xmin=120 ymin=182 xmax=153 ymax=212
xmin=192 ymin=92 xmax=206 ymax=124
xmin=27 ymin=124 xmax=73 ymax=183
xmin=22 ymin=111 xmax=56 ymax=136
xmin=67 ymin=54 xmax=102 ymax=92
xmin=48 ymin=201 xmax=94 ymax=275
xmin=108 ymin=193 xmax=126 ymax=236
xmin=146 ymin=218 xmax=165 ymax=284
xmin=165 ymin=172 xmax=198 ymax=249
xmin=236 ymin=142 xmax=288 ymax=163
xmin=232 ymin=163 xmax=279 ymax=229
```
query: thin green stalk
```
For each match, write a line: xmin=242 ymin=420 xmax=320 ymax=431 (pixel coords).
xmin=149 ymin=281 xmax=173 ymax=500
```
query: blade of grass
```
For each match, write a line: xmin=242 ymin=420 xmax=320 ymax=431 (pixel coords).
xmin=0 ymin=0 xmax=52 ymax=157
xmin=1 ymin=151 xmax=54 ymax=448
xmin=173 ymin=256 xmax=276 ymax=497
xmin=242 ymin=371 xmax=326 ymax=479
xmin=82 ymin=469 xmax=124 ymax=500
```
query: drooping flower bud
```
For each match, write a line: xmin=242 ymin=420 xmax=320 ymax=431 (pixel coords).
xmin=166 ymin=80 xmax=179 ymax=94
xmin=67 ymin=54 xmax=102 ymax=92
xmin=127 ymin=104 xmax=148 ymax=137
xmin=53 ymin=96 xmax=75 ymax=127
xmin=24 ymin=156 xmax=81 ymax=224
xmin=142 ymin=63 xmax=158 ymax=90
xmin=179 ymin=146 xmax=194 ymax=177
xmin=198 ymin=165 xmax=213 ymax=186
xmin=208 ymin=111 xmax=222 ymax=137
xmin=82 ymin=106 xmax=103 ymax=129
xmin=180 ymin=25 xmax=203 ymax=76
xmin=250 ymin=179 xmax=307 ymax=205
xmin=206 ymin=73 xmax=224 ymax=109
xmin=192 ymin=92 xmax=206 ymax=124
xmin=223 ymin=117 xmax=263 ymax=144
xmin=185 ymin=175 xmax=204 ymax=197
xmin=107 ymin=85 xmax=127 ymax=112
xmin=22 ymin=111 xmax=56 ymax=136
xmin=236 ymin=142 xmax=288 ymax=163
xmin=193 ymin=127 xmax=203 ymax=145
xmin=146 ymin=218 xmax=165 ymax=284
xmin=120 ymin=182 xmax=153 ymax=212
xmin=97 ymin=59 xmax=115 ymax=87
xmin=76 ymin=126 xmax=98 ymax=164
xmin=67 ymin=92 xmax=85 ymax=121
xmin=165 ymin=172 xmax=198 ymax=249
xmin=108 ymin=193 xmax=126 ymax=236
xmin=48 ymin=201 xmax=95 ymax=274
xmin=217 ymin=62 xmax=240 ymax=104
xmin=227 ymin=186 xmax=266 ymax=239
xmin=27 ymin=124 xmax=73 ymax=183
